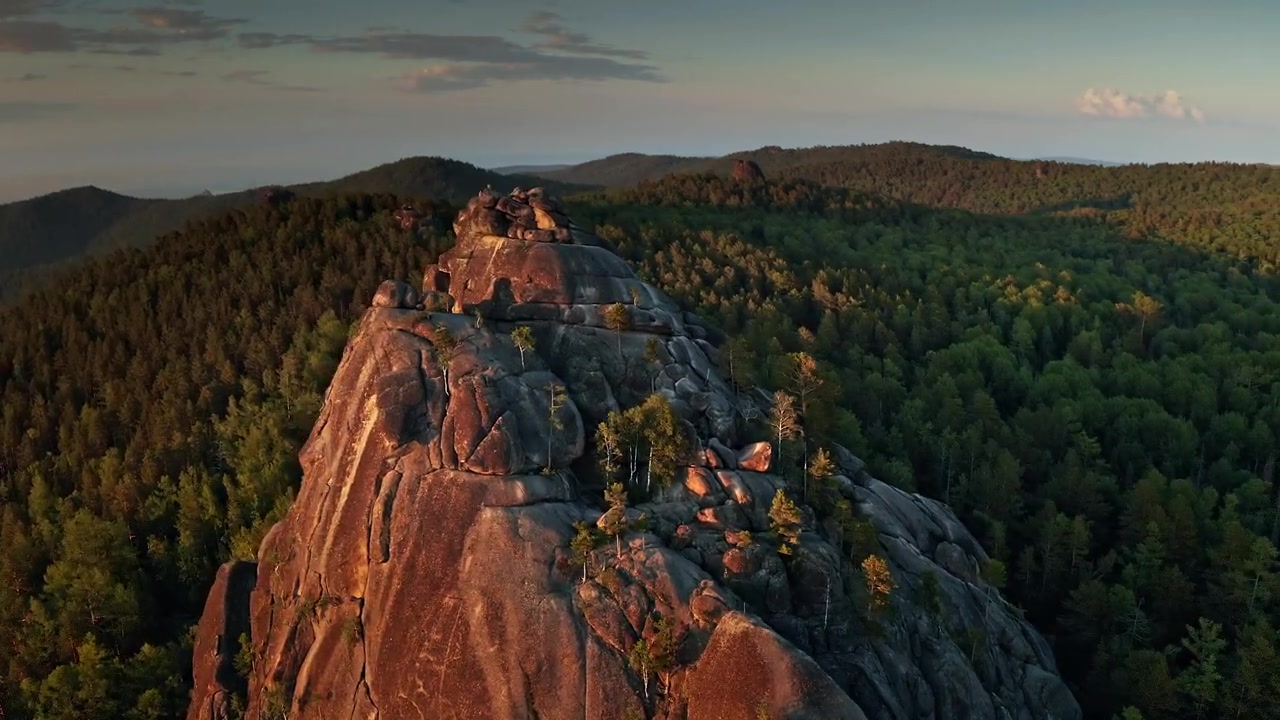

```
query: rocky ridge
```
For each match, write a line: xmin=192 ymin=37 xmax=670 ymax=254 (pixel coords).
xmin=187 ymin=187 xmax=1081 ymax=720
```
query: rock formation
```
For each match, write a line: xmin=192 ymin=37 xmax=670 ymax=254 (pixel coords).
xmin=187 ymin=188 xmax=1080 ymax=720
xmin=256 ymin=186 xmax=295 ymax=206
xmin=731 ymin=159 xmax=765 ymax=182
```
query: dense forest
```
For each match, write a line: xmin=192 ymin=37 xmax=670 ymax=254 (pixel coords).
xmin=1 ymin=157 xmax=1279 ymax=719
xmin=543 ymin=143 xmax=1280 ymax=269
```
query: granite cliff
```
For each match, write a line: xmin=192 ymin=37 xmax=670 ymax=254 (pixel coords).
xmin=186 ymin=187 xmax=1081 ymax=720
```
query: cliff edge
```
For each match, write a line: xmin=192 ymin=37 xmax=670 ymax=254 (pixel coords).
xmin=186 ymin=187 xmax=1081 ymax=720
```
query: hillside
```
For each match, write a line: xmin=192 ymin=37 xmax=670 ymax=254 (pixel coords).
xmin=1 ymin=172 xmax=1279 ymax=719
xmin=538 ymin=142 xmax=1280 ymax=269
xmin=0 ymin=158 xmax=591 ymax=303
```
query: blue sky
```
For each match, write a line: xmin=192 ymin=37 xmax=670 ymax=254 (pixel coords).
xmin=1 ymin=0 xmax=1277 ymax=201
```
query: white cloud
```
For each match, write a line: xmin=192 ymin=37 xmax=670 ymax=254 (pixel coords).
xmin=1076 ymin=87 xmax=1206 ymax=123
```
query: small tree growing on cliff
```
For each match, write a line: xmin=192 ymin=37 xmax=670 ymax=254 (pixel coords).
xmin=545 ymin=382 xmax=567 ymax=473
xmin=644 ymin=337 xmax=662 ymax=392
xmin=601 ymin=482 xmax=629 ymax=558
xmin=769 ymin=490 xmax=803 ymax=556
xmin=770 ymin=391 xmax=801 ymax=468
xmin=604 ymin=302 xmax=629 ymax=357
xmin=630 ymin=614 xmax=679 ymax=700
xmin=511 ymin=326 xmax=535 ymax=371
xmin=862 ymin=554 xmax=896 ymax=614
xmin=807 ymin=446 xmax=836 ymax=505
xmin=433 ymin=324 xmax=459 ymax=392
xmin=570 ymin=521 xmax=598 ymax=582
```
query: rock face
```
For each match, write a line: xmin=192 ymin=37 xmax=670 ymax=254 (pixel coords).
xmin=731 ymin=159 xmax=765 ymax=181
xmin=187 ymin=188 xmax=1080 ymax=720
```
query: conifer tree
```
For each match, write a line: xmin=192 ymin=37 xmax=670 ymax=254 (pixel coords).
xmin=511 ymin=326 xmax=535 ymax=371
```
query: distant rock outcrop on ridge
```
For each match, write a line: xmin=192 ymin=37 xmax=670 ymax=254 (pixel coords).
xmin=186 ymin=186 xmax=1080 ymax=720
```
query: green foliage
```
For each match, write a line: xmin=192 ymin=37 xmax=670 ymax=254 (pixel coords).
xmin=600 ymin=482 xmax=629 ymax=558
xmin=0 ymin=193 xmax=444 ymax=718
xmin=7 ymin=156 xmax=1280 ymax=719
xmin=340 ymin=616 xmax=363 ymax=650
xmin=768 ymin=490 xmax=803 ymax=555
xmin=564 ymin=173 xmax=1280 ymax=719
xmin=569 ymin=521 xmax=601 ymax=581
xmin=595 ymin=394 xmax=692 ymax=496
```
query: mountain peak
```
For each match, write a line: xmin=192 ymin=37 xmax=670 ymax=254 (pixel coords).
xmin=186 ymin=187 xmax=1079 ymax=720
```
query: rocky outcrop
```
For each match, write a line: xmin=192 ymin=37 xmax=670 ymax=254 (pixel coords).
xmin=188 ymin=188 xmax=1080 ymax=720
xmin=187 ymin=562 xmax=256 ymax=720
xmin=732 ymin=159 xmax=765 ymax=182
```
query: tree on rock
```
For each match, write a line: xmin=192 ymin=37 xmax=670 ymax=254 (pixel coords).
xmin=643 ymin=337 xmax=662 ymax=391
xmin=569 ymin=521 xmax=599 ymax=582
xmin=432 ymin=324 xmax=459 ymax=389
xmin=769 ymin=390 xmax=801 ymax=469
xmin=601 ymin=482 xmax=629 ymax=558
xmin=596 ymin=394 xmax=691 ymax=496
xmin=511 ymin=326 xmax=535 ymax=371
xmin=862 ymin=554 xmax=896 ymax=613
xmin=769 ymin=490 xmax=803 ymax=555
xmin=546 ymin=382 xmax=567 ymax=473
xmin=807 ymin=446 xmax=836 ymax=505
xmin=630 ymin=615 xmax=679 ymax=700
xmin=604 ymin=303 xmax=629 ymax=357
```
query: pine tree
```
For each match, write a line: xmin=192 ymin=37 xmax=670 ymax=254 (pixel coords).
xmin=603 ymin=303 xmax=629 ymax=357
xmin=862 ymin=554 xmax=896 ymax=613
xmin=768 ymin=490 xmax=802 ymax=555
xmin=546 ymin=382 xmax=567 ymax=473
xmin=807 ymin=446 xmax=836 ymax=503
xmin=601 ymin=482 xmax=629 ymax=558
xmin=511 ymin=326 xmax=535 ymax=371
xmin=1177 ymin=617 xmax=1227 ymax=719
xmin=569 ymin=521 xmax=597 ymax=582
xmin=770 ymin=391 xmax=800 ymax=468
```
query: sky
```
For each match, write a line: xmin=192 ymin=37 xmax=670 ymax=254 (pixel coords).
xmin=1 ymin=0 xmax=1278 ymax=201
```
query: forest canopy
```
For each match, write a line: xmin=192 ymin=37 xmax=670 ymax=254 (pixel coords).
xmin=0 ymin=161 xmax=1279 ymax=720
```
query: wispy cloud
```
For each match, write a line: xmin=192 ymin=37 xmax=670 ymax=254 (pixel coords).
xmin=1076 ymin=87 xmax=1206 ymax=123
xmin=0 ymin=7 xmax=247 ymax=53
xmin=0 ymin=8 xmax=659 ymax=95
xmin=520 ymin=11 xmax=648 ymax=60
xmin=239 ymin=12 xmax=661 ymax=94
xmin=8 ymin=71 xmax=45 ymax=80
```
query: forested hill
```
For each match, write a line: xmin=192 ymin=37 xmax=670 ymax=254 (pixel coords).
xmin=2 ymin=173 xmax=1280 ymax=719
xmin=535 ymin=143 xmax=1280 ymax=267
xmin=0 ymin=157 xmax=589 ymax=303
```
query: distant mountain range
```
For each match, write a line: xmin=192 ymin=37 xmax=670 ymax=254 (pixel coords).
xmin=0 ymin=158 xmax=588 ymax=301
xmin=2 ymin=141 xmax=1270 ymax=303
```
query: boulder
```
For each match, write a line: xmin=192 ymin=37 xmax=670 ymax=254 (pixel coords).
xmin=371 ymin=279 xmax=420 ymax=309
xmin=737 ymin=441 xmax=774 ymax=472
